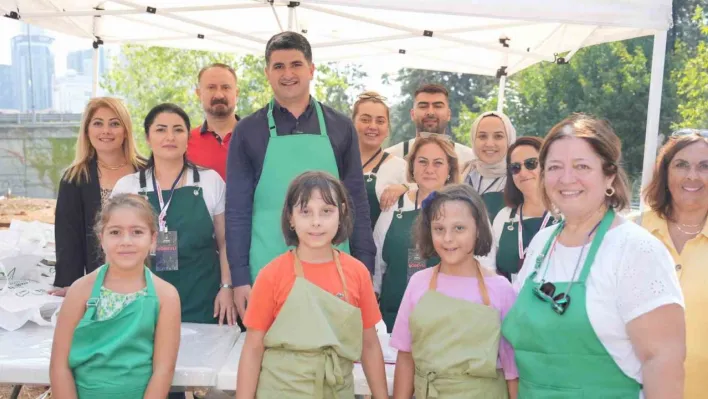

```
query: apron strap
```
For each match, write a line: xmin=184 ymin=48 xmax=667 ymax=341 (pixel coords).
xmin=292 ymin=248 xmax=349 ymax=303
xmin=403 ymin=140 xmax=410 ymax=157
xmin=428 ymin=264 xmax=491 ymax=306
xmin=312 ymin=100 xmax=327 ymax=137
xmin=139 ymin=169 xmax=147 ymax=195
xmin=578 ymin=208 xmax=615 ymax=283
xmin=266 ymin=98 xmax=327 ymax=138
xmin=144 ymin=267 xmax=156 ymax=296
xmin=83 ymin=265 xmax=109 ymax=320
xmin=371 ymin=151 xmax=390 ymax=174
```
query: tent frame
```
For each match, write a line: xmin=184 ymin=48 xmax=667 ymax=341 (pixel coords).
xmin=3 ymin=0 xmax=668 ymax=207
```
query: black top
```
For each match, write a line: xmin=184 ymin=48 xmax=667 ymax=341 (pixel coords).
xmin=53 ymin=158 xmax=142 ymax=287
xmin=225 ymin=98 xmax=375 ymax=286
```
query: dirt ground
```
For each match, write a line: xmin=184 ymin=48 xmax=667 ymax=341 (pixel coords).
xmin=0 ymin=197 xmax=56 ymax=228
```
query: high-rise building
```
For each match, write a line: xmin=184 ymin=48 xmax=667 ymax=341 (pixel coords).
xmin=0 ymin=65 xmax=14 ymax=110
xmin=67 ymin=48 xmax=106 ymax=76
xmin=11 ymin=24 xmax=55 ymax=112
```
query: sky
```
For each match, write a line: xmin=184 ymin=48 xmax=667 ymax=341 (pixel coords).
xmin=0 ymin=18 xmax=402 ymax=101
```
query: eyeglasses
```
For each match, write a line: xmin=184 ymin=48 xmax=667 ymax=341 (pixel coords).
xmin=672 ymin=128 xmax=708 ymax=138
xmin=533 ymin=281 xmax=571 ymax=315
xmin=357 ymin=93 xmax=388 ymax=102
xmin=419 ymin=132 xmax=453 ymax=142
xmin=508 ymin=157 xmax=539 ymax=175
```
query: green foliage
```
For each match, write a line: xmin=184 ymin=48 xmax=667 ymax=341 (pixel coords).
xmin=102 ymin=46 xmax=366 ymax=154
xmin=24 ymin=138 xmax=76 ymax=194
xmin=383 ymin=69 xmax=495 ymax=146
xmin=102 ymin=45 xmax=241 ymax=154
xmin=315 ymin=63 xmax=367 ymax=116
xmin=672 ymin=6 xmax=708 ymax=129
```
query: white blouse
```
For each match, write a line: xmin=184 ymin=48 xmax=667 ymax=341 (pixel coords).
xmin=514 ymin=221 xmax=684 ymax=398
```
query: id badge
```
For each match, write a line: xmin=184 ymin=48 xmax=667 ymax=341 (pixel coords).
xmin=407 ymin=248 xmax=425 ymax=282
xmin=155 ymin=231 xmax=179 ymax=272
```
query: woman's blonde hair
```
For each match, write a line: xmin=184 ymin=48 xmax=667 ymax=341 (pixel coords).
xmin=64 ymin=97 xmax=145 ymax=184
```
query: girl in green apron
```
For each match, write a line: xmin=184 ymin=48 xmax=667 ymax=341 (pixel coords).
xmin=237 ymin=171 xmax=388 ymax=399
xmin=462 ymin=111 xmax=517 ymax=221
xmin=390 ymin=184 xmax=519 ymax=399
xmin=111 ymin=103 xmax=236 ymax=330
xmin=492 ymin=137 xmax=558 ymax=282
xmin=352 ymin=91 xmax=407 ymax=229
xmin=50 ymin=193 xmax=181 ymax=399
xmin=374 ymin=135 xmax=459 ymax=332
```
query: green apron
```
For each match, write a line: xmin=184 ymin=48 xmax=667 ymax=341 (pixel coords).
xmin=501 ymin=209 xmax=641 ymax=398
xmin=257 ymin=249 xmax=363 ymax=399
xmin=379 ymin=194 xmax=438 ymax=333
xmin=410 ymin=266 xmax=508 ymax=399
xmin=496 ymin=207 xmax=555 ymax=282
xmin=364 ymin=151 xmax=390 ymax=229
xmin=249 ymin=98 xmax=349 ymax=282
xmin=69 ymin=265 xmax=158 ymax=398
xmin=482 ymin=192 xmax=505 ymax=222
xmin=141 ymin=167 xmax=220 ymax=324
xmin=466 ymin=173 xmax=505 ymax=221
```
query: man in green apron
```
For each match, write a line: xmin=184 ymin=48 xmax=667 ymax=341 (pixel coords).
xmin=225 ymin=31 xmax=376 ymax=320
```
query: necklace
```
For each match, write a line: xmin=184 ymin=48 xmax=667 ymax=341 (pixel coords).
xmin=98 ymin=159 xmax=128 ymax=170
xmin=673 ymin=223 xmax=701 ymax=235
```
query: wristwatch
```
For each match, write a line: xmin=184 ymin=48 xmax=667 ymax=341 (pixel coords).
xmin=220 ymin=283 xmax=233 ymax=289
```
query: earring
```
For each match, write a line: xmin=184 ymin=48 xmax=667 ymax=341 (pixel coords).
xmin=605 ymin=187 xmax=616 ymax=197
xmin=290 ymin=225 xmax=295 ymax=231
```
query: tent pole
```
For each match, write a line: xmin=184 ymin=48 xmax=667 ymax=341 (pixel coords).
xmin=288 ymin=4 xmax=296 ymax=31
xmin=639 ymin=31 xmax=668 ymax=212
xmin=496 ymin=38 xmax=510 ymax=112
xmin=497 ymin=76 xmax=506 ymax=112
xmin=91 ymin=5 xmax=103 ymax=98
xmin=92 ymin=47 xmax=99 ymax=97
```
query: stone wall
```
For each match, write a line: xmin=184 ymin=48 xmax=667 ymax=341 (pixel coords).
xmin=0 ymin=122 xmax=79 ymax=199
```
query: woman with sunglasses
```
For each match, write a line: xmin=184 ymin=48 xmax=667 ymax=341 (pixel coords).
xmin=492 ymin=137 xmax=558 ymax=283
xmin=639 ymin=130 xmax=708 ymax=398
xmin=352 ymin=91 xmax=407 ymax=228
xmin=501 ymin=114 xmax=685 ymax=398
xmin=462 ymin=111 xmax=517 ymax=221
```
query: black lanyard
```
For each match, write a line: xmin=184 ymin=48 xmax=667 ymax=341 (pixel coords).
xmin=477 ymin=175 xmax=501 ymax=195
xmin=362 ymin=148 xmax=383 ymax=170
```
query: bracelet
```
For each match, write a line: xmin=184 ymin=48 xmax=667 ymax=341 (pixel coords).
xmin=401 ymin=184 xmax=410 ymax=193
xmin=220 ymin=283 xmax=233 ymax=289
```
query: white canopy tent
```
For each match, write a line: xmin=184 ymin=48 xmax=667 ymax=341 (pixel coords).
xmin=1 ymin=0 xmax=672 ymax=208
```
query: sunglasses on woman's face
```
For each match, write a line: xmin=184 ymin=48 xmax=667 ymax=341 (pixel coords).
xmin=509 ymin=157 xmax=539 ymax=175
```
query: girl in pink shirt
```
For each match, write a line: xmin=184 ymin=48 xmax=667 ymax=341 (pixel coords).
xmin=390 ymin=184 xmax=519 ymax=399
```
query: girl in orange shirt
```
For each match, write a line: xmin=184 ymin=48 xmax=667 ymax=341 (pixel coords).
xmin=237 ymin=171 xmax=388 ymax=398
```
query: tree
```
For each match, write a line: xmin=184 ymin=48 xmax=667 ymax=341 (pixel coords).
xmin=382 ymin=69 xmax=496 ymax=146
xmin=103 ymin=45 xmax=367 ymax=153
xmin=102 ymin=45 xmax=241 ymax=153
xmin=672 ymin=6 xmax=708 ymax=129
xmin=315 ymin=62 xmax=368 ymax=115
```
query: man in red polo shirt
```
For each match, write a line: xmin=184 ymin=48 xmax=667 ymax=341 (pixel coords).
xmin=187 ymin=63 xmax=240 ymax=179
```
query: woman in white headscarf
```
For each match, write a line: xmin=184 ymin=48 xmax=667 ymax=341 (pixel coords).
xmin=462 ymin=111 xmax=517 ymax=221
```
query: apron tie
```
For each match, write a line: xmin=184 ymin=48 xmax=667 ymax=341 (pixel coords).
xmin=415 ymin=368 xmax=440 ymax=399
xmin=314 ymin=347 xmax=344 ymax=399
